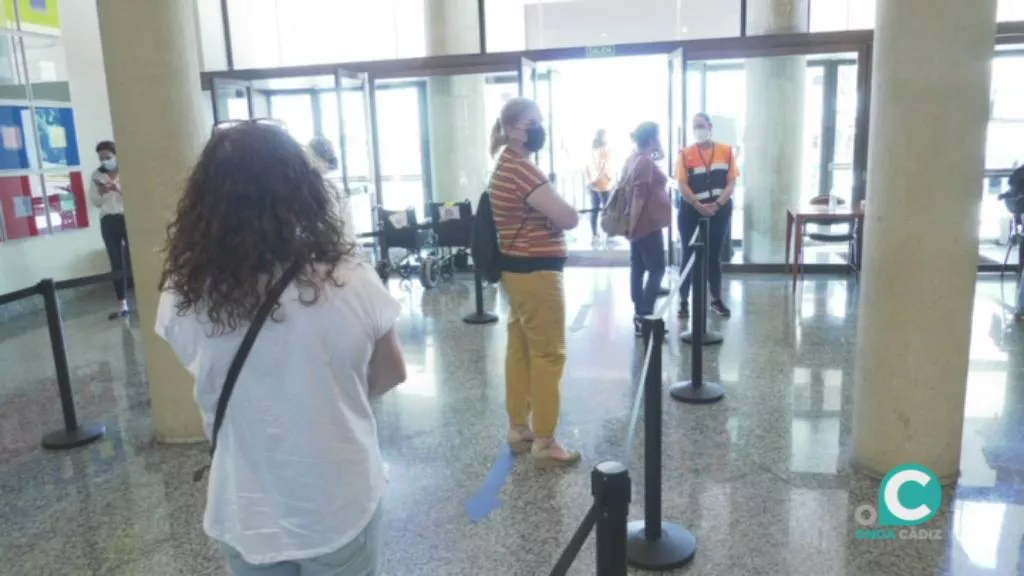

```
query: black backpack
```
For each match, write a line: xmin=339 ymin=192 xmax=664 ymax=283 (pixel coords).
xmin=471 ymin=191 xmax=503 ymax=284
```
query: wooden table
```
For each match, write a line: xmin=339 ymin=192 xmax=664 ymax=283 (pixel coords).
xmin=785 ymin=204 xmax=865 ymax=291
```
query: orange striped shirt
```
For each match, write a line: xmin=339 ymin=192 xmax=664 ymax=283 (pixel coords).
xmin=489 ymin=148 xmax=567 ymax=259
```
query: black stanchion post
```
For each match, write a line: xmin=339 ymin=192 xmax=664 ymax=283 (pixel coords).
xmin=594 ymin=461 xmax=630 ymax=576
xmin=681 ymin=218 xmax=723 ymax=346
xmin=463 ymin=270 xmax=498 ymax=325
xmin=670 ymin=238 xmax=725 ymax=404
xmin=39 ymin=279 xmax=105 ymax=450
xmin=627 ymin=317 xmax=697 ymax=571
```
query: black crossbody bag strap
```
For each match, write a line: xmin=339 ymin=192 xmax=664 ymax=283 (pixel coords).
xmin=192 ymin=261 xmax=303 ymax=482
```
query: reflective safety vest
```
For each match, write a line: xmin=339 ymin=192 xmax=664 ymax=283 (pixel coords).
xmin=679 ymin=143 xmax=736 ymax=202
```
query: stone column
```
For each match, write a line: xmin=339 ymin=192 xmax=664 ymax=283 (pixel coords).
xmin=741 ymin=0 xmax=809 ymax=263
xmin=852 ymin=0 xmax=997 ymax=482
xmin=425 ymin=0 xmax=489 ymax=206
xmin=96 ymin=0 xmax=208 ymax=442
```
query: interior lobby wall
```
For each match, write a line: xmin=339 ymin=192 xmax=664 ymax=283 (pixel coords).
xmin=0 ymin=0 xmax=113 ymax=294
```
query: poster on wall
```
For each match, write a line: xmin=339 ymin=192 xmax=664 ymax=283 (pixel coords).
xmin=0 ymin=105 xmax=31 ymax=170
xmin=4 ymin=0 xmax=60 ymax=34
xmin=34 ymin=107 xmax=79 ymax=168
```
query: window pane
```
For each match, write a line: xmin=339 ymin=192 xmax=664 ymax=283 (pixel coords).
xmin=810 ymin=0 xmax=875 ymax=32
xmin=998 ymin=0 xmax=1024 ymax=21
xmin=23 ymin=34 xmax=69 ymax=102
xmin=376 ymin=87 xmax=423 ymax=177
xmin=0 ymin=34 xmax=27 ymax=100
xmin=195 ymin=0 xmax=228 ymax=71
xmin=269 ymin=94 xmax=315 ymax=147
xmin=226 ymin=0 xmax=425 ymax=68
xmin=0 ymin=174 xmax=48 ymax=238
xmin=524 ymin=0 xmax=740 ymax=49
xmin=341 ymin=90 xmax=371 ymax=180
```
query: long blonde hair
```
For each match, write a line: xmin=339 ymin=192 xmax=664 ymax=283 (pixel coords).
xmin=490 ymin=97 xmax=538 ymax=157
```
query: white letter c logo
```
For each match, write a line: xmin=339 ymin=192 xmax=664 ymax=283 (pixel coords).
xmin=884 ymin=469 xmax=933 ymax=522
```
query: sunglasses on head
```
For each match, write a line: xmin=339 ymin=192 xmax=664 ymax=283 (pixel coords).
xmin=211 ymin=118 xmax=286 ymax=135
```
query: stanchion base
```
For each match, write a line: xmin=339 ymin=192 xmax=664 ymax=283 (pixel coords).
xmin=462 ymin=312 xmax=499 ymax=325
xmin=626 ymin=521 xmax=697 ymax=571
xmin=680 ymin=330 xmax=724 ymax=345
xmin=41 ymin=423 xmax=105 ymax=450
xmin=669 ymin=380 xmax=726 ymax=404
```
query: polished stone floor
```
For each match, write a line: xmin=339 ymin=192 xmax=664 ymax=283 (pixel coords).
xmin=0 ymin=270 xmax=1022 ymax=575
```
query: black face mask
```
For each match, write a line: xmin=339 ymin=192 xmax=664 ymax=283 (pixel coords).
xmin=524 ymin=125 xmax=547 ymax=152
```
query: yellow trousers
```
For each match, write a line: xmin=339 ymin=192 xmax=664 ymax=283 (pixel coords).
xmin=502 ymin=271 xmax=566 ymax=438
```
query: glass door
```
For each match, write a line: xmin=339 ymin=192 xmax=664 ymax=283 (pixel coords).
xmin=668 ymin=47 xmax=686 ymax=265
xmin=518 ymin=57 xmax=537 ymax=100
xmin=334 ymin=68 xmax=378 ymax=244
xmin=211 ymin=78 xmax=254 ymax=124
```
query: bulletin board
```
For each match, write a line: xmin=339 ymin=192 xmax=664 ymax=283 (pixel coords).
xmin=5 ymin=0 xmax=61 ymax=32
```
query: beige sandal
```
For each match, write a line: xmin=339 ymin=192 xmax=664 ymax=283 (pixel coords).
xmin=508 ymin=427 xmax=535 ymax=454
xmin=531 ymin=439 xmax=582 ymax=468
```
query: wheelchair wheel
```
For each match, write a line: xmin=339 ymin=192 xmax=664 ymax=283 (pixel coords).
xmin=419 ymin=256 xmax=441 ymax=289
xmin=398 ymin=262 xmax=414 ymax=280
xmin=440 ymin=258 xmax=455 ymax=279
xmin=376 ymin=260 xmax=391 ymax=283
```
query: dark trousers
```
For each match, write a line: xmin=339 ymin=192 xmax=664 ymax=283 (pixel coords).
xmin=100 ymin=214 xmax=131 ymax=301
xmin=679 ymin=200 xmax=732 ymax=302
xmin=630 ymin=231 xmax=666 ymax=317
xmin=589 ymin=187 xmax=608 ymax=236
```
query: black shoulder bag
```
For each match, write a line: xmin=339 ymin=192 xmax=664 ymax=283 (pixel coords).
xmin=193 ymin=261 xmax=303 ymax=482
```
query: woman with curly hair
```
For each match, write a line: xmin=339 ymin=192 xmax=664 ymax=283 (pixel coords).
xmin=155 ymin=122 xmax=406 ymax=575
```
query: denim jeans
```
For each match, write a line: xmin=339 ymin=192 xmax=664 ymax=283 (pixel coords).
xmin=630 ymin=231 xmax=666 ymax=317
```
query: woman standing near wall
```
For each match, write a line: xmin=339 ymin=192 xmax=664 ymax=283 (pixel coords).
xmin=88 ymin=140 xmax=131 ymax=320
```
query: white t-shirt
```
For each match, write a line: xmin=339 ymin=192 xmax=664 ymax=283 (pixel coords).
xmin=155 ymin=261 xmax=401 ymax=565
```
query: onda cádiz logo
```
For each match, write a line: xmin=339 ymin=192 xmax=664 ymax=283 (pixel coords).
xmin=854 ymin=464 xmax=944 ymax=541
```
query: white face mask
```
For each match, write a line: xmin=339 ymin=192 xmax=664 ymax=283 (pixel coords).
xmin=694 ymin=129 xmax=711 ymax=143
xmin=102 ymin=157 xmax=117 ymax=171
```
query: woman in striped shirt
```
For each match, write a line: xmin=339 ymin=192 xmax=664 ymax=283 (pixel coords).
xmin=488 ymin=97 xmax=581 ymax=467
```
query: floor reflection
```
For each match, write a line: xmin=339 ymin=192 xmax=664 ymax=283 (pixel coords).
xmin=0 ymin=273 xmax=1022 ymax=575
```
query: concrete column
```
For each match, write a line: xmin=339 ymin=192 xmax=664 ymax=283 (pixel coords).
xmin=96 ymin=0 xmax=208 ymax=442
xmin=425 ymin=0 xmax=489 ymax=206
xmin=852 ymin=0 xmax=997 ymax=482
xmin=741 ymin=0 xmax=808 ymax=263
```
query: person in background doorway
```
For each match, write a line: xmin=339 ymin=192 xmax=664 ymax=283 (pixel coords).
xmin=677 ymin=113 xmax=737 ymax=319
xmin=489 ymin=97 xmax=581 ymax=467
xmin=624 ymin=122 xmax=671 ymax=336
xmin=307 ymin=136 xmax=357 ymax=247
xmin=157 ymin=122 xmax=405 ymax=575
xmin=586 ymin=129 xmax=613 ymax=245
xmin=88 ymin=140 xmax=131 ymax=320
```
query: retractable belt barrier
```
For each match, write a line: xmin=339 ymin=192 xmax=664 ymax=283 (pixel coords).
xmin=0 ymin=271 xmax=129 ymax=451
xmin=548 ymin=224 xmax=727 ymax=574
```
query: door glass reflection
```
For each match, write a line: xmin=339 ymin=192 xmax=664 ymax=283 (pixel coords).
xmin=270 ymin=93 xmax=315 ymax=146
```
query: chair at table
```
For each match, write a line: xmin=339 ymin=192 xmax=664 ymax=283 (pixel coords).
xmin=797 ymin=195 xmax=859 ymax=276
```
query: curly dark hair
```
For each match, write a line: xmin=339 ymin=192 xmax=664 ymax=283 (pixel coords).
xmin=159 ymin=122 xmax=355 ymax=334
